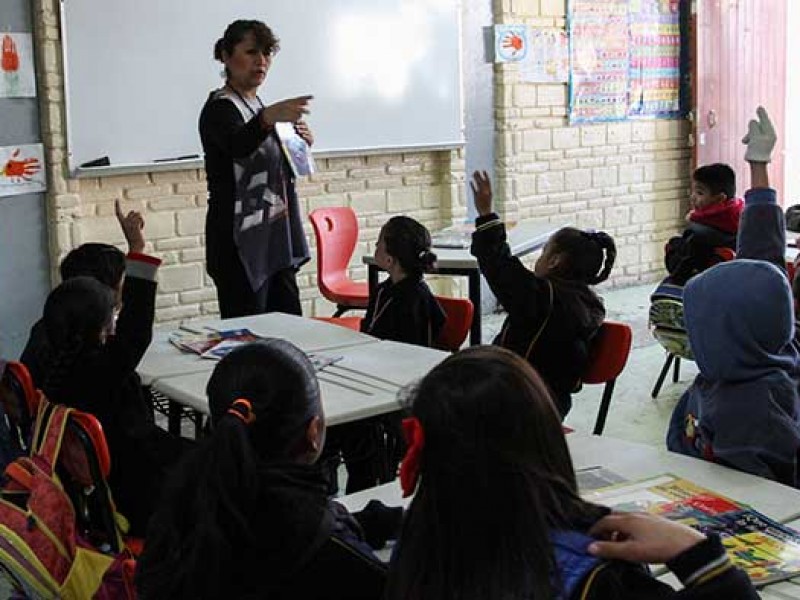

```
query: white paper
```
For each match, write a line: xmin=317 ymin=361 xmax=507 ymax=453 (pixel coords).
xmin=520 ymin=28 xmax=569 ymax=83
xmin=0 ymin=143 xmax=46 ymax=197
xmin=0 ymin=33 xmax=36 ymax=98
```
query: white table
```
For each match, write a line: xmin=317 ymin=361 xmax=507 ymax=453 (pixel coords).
xmin=152 ymin=340 xmax=449 ymax=427
xmin=363 ymin=219 xmax=565 ymax=345
xmin=138 ymin=312 xmax=381 ymax=386
xmin=339 ymin=433 xmax=800 ymax=590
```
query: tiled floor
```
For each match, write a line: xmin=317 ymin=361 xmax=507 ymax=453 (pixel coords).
xmin=482 ymin=282 xmax=697 ymax=448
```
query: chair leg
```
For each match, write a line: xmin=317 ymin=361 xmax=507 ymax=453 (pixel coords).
xmin=673 ymin=356 xmax=681 ymax=383
xmin=651 ymin=353 xmax=675 ymax=399
xmin=593 ymin=379 xmax=615 ymax=436
xmin=333 ymin=305 xmax=348 ymax=317
xmin=193 ymin=410 xmax=204 ymax=439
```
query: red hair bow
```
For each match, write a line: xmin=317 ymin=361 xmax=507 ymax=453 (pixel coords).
xmin=399 ymin=417 xmax=425 ymax=497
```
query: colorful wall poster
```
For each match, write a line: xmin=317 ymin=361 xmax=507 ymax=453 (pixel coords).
xmin=0 ymin=33 xmax=37 ymax=98
xmin=628 ymin=0 xmax=682 ymax=117
xmin=520 ymin=28 xmax=569 ymax=83
xmin=568 ymin=0 xmax=630 ymax=123
xmin=0 ymin=144 xmax=46 ymax=197
xmin=495 ymin=25 xmax=528 ymax=63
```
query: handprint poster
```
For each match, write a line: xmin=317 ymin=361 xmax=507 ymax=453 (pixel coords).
xmin=0 ymin=144 xmax=46 ymax=197
xmin=0 ymin=33 xmax=36 ymax=98
xmin=495 ymin=25 xmax=528 ymax=62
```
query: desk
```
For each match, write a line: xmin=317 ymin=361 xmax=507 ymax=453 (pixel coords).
xmin=339 ymin=433 xmax=800 ymax=589
xmin=152 ymin=340 xmax=448 ymax=427
xmin=138 ymin=312 xmax=380 ymax=386
xmin=363 ymin=220 xmax=564 ymax=345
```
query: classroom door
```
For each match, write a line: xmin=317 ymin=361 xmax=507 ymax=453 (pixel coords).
xmin=694 ymin=0 xmax=787 ymax=197
xmin=0 ymin=0 xmax=51 ymax=358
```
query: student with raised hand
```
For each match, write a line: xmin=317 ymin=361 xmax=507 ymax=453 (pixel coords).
xmin=31 ymin=201 xmax=188 ymax=535
xmin=667 ymin=107 xmax=800 ymax=487
xmin=361 ymin=215 xmax=445 ymax=348
xmin=200 ymin=19 xmax=314 ymax=319
xmin=136 ymin=339 xmax=395 ymax=600
xmin=469 ymin=172 xmax=616 ymax=417
xmin=385 ymin=345 xmax=759 ymax=600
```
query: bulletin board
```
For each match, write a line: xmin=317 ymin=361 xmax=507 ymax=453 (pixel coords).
xmin=568 ymin=0 xmax=686 ymax=124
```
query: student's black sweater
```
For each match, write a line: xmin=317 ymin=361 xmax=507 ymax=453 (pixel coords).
xmin=361 ymin=276 xmax=445 ymax=348
xmin=23 ymin=254 xmax=188 ymax=535
xmin=471 ymin=215 xmax=604 ymax=417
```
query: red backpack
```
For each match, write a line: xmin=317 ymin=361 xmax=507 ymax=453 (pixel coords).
xmin=0 ymin=397 xmax=136 ymax=599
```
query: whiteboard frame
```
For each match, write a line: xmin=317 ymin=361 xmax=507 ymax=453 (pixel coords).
xmin=60 ymin=0 xmax=466 ymax=178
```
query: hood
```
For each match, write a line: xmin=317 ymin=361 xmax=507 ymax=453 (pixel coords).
xmin=684 ymin=259 xmax=797 ymax=382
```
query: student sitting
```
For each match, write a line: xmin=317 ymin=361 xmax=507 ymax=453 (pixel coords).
xmin=385 ymin=345 xmax=759 ymax=599
xmin=665 ymin=163 xmax=743 ymax=285
xmin=469 ymin=171 xmax=616 ymax=417
xmin=667 ymin=107 xmax=800 ymax=487
xmin=361 ymin=215 xmax=445 ymax=348
xmin=27 ymin=203 xmax=188 ymax=535
xmin=136 ymin=339 xmax=398 ymax=600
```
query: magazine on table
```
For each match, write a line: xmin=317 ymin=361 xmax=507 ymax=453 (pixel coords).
xmin=275 ymin=122 xmax=315 ymax=177
xmin=585 ymin=474 xmax=800 ymax=586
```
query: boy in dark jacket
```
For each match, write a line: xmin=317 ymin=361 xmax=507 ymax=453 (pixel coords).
xmin=665 ymin=163 xmax=743 ymax=284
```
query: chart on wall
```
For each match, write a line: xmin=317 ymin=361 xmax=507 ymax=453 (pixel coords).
xmin=568 ymin=0 xmax=685 ymax=124
xmin=0 ymin=32 xmax=36 ymax=98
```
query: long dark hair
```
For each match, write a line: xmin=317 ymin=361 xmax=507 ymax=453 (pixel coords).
xmin=382 ymin=215 xmax=437 ymax=279
xmin=41 ymin=276 xmax=115 ymax=401
xmin=59 ymin=243 xmax=125 ymax=289
xmin=135 ymin=339 xmax=322 ymax=600
xmin=385 ymin=346 xmax=605 ymax=600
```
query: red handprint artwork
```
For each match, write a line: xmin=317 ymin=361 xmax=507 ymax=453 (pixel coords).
xmin=2 ymin=35 xmax=20 ymax=73
xmin=502 ymin=33 xmax=524 ymax=53
xmin=3 ymin=149 xmax=41 ymax=182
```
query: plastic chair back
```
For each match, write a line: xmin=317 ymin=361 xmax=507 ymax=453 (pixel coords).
xmin=435 ymin=296 xmax=474 ymax=352
xmin=0 ymin=361 xmax=40 ymax=456
xmin=309 ymin=207 xmax=364 ymax=299
xmin=582 ymin=321 xmax=633 ymax=435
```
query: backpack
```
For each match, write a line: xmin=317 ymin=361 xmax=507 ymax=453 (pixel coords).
xmin=0 ymin=397 xmax=136 ymax=599
xmin=649 ymin=280 xmax=693 ymax=360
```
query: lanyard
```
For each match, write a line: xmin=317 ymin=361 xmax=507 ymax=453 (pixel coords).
xmin=230 ymin=87 xmax=264 ymax=119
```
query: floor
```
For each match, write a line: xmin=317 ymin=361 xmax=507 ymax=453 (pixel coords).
xmin=481 ymin=283 xmax=697 ymax=448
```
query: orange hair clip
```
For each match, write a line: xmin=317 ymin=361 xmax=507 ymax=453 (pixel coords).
xmin=227 ymin=398 xmax=256 ymax=425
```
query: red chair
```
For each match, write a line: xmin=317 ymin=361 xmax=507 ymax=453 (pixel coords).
xmin=313 ymin=315 xmax=363 ymax=332
xmin=309 ymin=207 xmax=369 ymax=317
xmin=0 ymin=361 xmax=41 ymax=456
xmin=434 ymin=296 xmax=474 ymax=352
xmin=581 ymin=321 xmax=633 ymax=435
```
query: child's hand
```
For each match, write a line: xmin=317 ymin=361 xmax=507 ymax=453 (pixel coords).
xmin=742 ymin=106 xmax=776 ymax=163
xmin=588 ymin=512 xmax=705 ymax=564
xmin=115 ymin=199 xmax=146 ymax=254
xmin=470 ymin=170 xmax=494 ymax=217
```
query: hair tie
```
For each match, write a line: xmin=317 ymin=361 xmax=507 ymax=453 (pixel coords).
xmin=418 ymin=250 xmax=428 ymax=260
xmin=227 ymin=398 xmax=256 ymax=425
xmin=399 ymin=417 xmax=425 ymax=497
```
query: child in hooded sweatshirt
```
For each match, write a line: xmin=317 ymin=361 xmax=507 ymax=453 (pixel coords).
xmin=667 ymin=107 xmax=800 ymax=487
xmin=665 ymin=163 xmax=743 ymax=285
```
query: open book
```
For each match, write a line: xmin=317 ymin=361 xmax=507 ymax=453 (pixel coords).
xmin=585 ymin=474 xmax=800 ymax=587
xmin=275 ymin=122 xmax=315 ymax=177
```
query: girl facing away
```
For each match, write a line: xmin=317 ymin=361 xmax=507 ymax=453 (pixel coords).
xmin=136 ymin=339 xmax=398 ymax=600
xmin=362 ymin=215 xmax=446 ymax=348
xmin=386 ymin=346 xmax=759 ymax=600
xmin=470 ymin=171 xmax=616 ymax=417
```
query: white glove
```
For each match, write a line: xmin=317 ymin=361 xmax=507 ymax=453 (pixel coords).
xmin=741 ymin=106 xmax=776 ymax=163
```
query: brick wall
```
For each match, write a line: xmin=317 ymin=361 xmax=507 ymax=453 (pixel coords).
xmin=32 ymin=0 xmax=687 ymax=324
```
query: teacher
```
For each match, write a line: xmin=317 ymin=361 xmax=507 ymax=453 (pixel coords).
xmin=200 ymin=19 xmax=313 ymax=318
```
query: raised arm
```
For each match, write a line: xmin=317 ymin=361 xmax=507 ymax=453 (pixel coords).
xmin=736 ymin=107 xmax=786 ymax=270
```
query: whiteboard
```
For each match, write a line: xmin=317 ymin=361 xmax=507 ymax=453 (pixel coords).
xmin=61 ymin=0 xmax=464 ymax=172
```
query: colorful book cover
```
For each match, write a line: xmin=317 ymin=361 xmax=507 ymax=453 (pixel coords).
xmin=585 ymin=474 xmax=800 ymax=586
xmin=169 ymin=328 xmax=260 ymax=357
xmin=274 ymin=122 xmax=315 ymax=178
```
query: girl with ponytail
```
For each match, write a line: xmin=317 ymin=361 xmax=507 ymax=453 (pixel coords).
xmin=136 ymin=339 xmax=395 ymax=600
xmin=470 ymin=171 xmax=617 ymax=418
xmin=362 ymin=215 xmax=446 ymax=348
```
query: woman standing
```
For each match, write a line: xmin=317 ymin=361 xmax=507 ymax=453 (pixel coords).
xmin=200 ymin=19 xmax=313 ymax=318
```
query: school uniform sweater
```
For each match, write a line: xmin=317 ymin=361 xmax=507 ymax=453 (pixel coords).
xmin=23 ymin=253 xmax=189 ymax=534
xmin=471 ymin=214 xmax=604 ymax=417
xmin=667 ymin=188 xmax=800 ymax=487
xmin=199 ymin=90 xmax=309 ymax=292
xmin=361 ymin=276 xmax=445 ymax=348
xmin=137 ymin=461 xmax=387 ymax=600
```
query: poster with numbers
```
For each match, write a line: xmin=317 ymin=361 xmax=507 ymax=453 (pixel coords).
xmin=568 ymin=0 xmax=630 ymax=123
